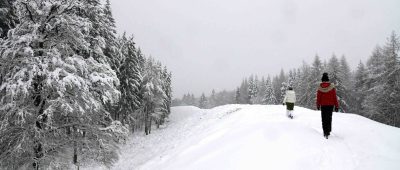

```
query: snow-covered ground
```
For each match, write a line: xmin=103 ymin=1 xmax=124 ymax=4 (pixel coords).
xmin=90 ymin=105 xmax=400 ymax=170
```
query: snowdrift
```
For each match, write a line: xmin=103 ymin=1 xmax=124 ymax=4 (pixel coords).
xmin=91 ymin=105 xmax=400 ymax=170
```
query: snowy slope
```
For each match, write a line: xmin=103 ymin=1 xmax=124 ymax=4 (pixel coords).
xmin=91 ymin=105 xmax=400 ymax=170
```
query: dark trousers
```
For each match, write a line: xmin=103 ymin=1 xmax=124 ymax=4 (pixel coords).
xmin=286 ymin=102 xmax=294 ymax=111
xmin=321 ymin=106 xmax=334 ymax=135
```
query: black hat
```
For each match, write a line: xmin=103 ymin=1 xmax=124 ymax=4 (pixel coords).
xmin=321 ymin=73 xmax=329 ymax=82
xmin=288 ymin=87 xmax=293 ymax=90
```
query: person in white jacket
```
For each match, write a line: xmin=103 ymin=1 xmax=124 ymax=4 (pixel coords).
xmin=283 ymin=87 xmax=296 ymax=119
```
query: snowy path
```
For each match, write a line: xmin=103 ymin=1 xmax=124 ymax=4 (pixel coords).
xmin=89 ymin=105 xmax=400 ymax=170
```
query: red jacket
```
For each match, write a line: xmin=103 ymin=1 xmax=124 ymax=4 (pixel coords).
xmin=316 ymin=82 xmax=339 ymax=108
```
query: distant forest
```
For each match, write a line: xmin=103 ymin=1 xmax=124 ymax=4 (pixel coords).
xmin=174 ymin=31 xmax=400 ymax=128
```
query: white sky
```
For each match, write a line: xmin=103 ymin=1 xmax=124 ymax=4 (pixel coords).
xmin=111 ymin=0 xmax=400 ymax=98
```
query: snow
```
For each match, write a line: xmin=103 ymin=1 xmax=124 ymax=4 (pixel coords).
xmin=88 ymin=105 xmax=400 ymax=170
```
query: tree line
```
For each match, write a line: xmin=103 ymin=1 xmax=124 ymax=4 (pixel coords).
xmin=174 ymin=31 xmax=400 ymax=128
xmin=0 ymin=0 xmax=171 ymax=169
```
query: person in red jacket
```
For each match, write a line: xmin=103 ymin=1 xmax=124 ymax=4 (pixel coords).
xmin=316 ymin=73 xmax=339 ymax=139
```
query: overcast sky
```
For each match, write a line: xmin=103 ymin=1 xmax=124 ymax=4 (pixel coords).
xmin=111 ymin=0 xmax=400 ymax=98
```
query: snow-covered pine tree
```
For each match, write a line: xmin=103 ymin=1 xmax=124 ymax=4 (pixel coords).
xmin=162 ymin=67 xmax=172 ymax=114
xmin=363 ymin=45 xmax=386 ymax=120
xmin=272 ymin=69 xmax=286 ymax=103
xmin=215 ymin=90 xmax=235 ymax=106
xmin=263 ymin=76 xmax=277 ymax=104
xmin=235 ymin=87 xmax=241 ymax=104
xmin=152 ymin=61 xmax=167 ymax=128
xmin=340 ymin=55 xmax=352 ymax=85
xmin=364 ymin=32 xmax=400 ymax=126
xmin=256 ymin=76 xmax=266 ymax=104
xmin=327 ymin=54 xmax=341 ymax=86
xmin=102 ymin=0 xmax=120 ymax=74
xmin=116 ymin=35 xmax=142 ymax=127
xmin=280 ymin=81 xmax=288 ymax=103
xmin=296 ymin=62 xmax=311 ymax=107
xmin=296 ymin=55 xmax=323 ymax=108
xmin=287 ymin=70 xmax=296 ymax=89
xmin=248 ymin=75 xmax=258 ymax=104
xmin=140 ymin=58 xmax=165 ymax=135
xmin=380 ymin=32 xmax=400 ymax=126
xmin=209 ymin=89 xmax=216 ymax=107
xmin=338 ymin=55 xmax=353 ymax=112
xmin=0 ymin=0 xmax=18 ymax=38
xmin=167 ymin=72 xmax=172 ymax=113
xmin=327 ymin=54 xmax=347 ymax=112
xmin=272 ymin=76 xmax=280 ymax=104
xmin=199 ymin=93 xmax=207 ymax=109
xmin=136 ymin=48 xmax=146 ymax=72
xmin=292 ymin=68 xmax=302 ymax=102
xmin=306 ymin=55 xmax=323 ymax=108
xmin=353 ymin=61 xmax=367 ymax=115
xmin=183 ymin=93 xmax=195 ymax=106
xmin=239 ymin=79 xmax=249 ymax=104
xmin=190 ymin=94 xmax=196 ymax=106
xmin=157 ymin=66 xmax=172 ymax=127
xmin=103 ymin=0 xmax=117 ymax=38
xmin=0 ymin=0 xmax=125 ymax=169
xmin=253 ymin=75 xmax=259 ymax=104
xmin=181 ymin=94 xmax=187 ymax=105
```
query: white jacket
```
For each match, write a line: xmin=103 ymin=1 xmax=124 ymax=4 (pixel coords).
xmin=283 ymin=90 xmax=296 ymax=103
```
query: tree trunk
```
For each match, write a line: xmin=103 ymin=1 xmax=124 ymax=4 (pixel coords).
xmin=149 ymin=118 xmax=152 ymax=134
xmin=144 ymin=110 xmax=149 ymax=135
xmin=33 ymin=141 xmax=43 ymax=170
xmin=74 ymin=141 xmax=78 ymax=169
xmin=33 ymin=76 xmax=46 ymax=170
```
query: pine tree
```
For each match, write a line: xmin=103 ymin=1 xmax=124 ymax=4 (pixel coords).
xmin=280 ymin=81 xmax=288 ymax=103
xmin=181 ymin=94 xmax=188 ymax=105
xmin=263 ymin=76 xmax=277 ymax=104
xmin=364 ymin=32 xmax=400 ymax=126
xmin=327 ymin=54 xmax=347 ymax=112
xmin=0 ymin=0 xmax=18 ymax=38
xmin=199 ymin=93 xmax=207 ymax=109
xmin=299 ymin=56 xmax=322 ymax=109
xmin=140 ymin=58 xmax=167 ymax=135
xmin=103 ymin=0 xmax=116 ymax=35
xmin=363 ymin=46 xmax=386 ymax=120
xmin=235 ymin=87 xmax=241 ymax=104
xmin=272 ymin=70 xmax=286 ymax=103
xmin=102 ymin=0 xmax=120 ymax=73
xmin=354 ymin=61 xmax=367 ymax=114
xmin=292 ymin=68 xmax=302 ymax=104
xmin=287 ymin=70 xmax=296 ymax=88
xmin=116 ymin=35 xmax=142 ymax=127
xmin=190 ymin=94 xmax=196 ymax=106
xmin=338 ymin=55 xmax=353 ymax=112
xmin=381 ymin=31 xmax=400 ymax=126
xmin=255 ymin=76 xmax=266 ymax=104
xmin=239 ymin=79 xmax=249 ymax=104
xmin=158 ymin=66 xmax=172 ymax=127
xmin=327 ymin=54 xmax=341 ymax=85
xmin=253 ymin=75 xmax=259 ymax=104
xmin=162 ymin=67 xmax=172 ymax=114
xmin=209 ymin=89 xmax=217 ymax=107
xmin=248 ymin=75 xmax=258 ymax=104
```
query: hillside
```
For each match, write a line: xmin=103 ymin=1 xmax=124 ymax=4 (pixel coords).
xmin=91 ymin=105 xmax=400 ymax=170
